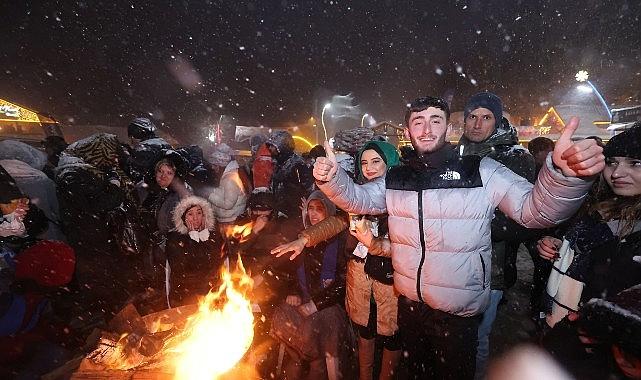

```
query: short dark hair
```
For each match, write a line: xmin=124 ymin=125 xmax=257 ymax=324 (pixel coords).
xmin=405 ymin=96 xmax=450 ymax=127
xmin=527 ymin=137 xmax=555 ymax=156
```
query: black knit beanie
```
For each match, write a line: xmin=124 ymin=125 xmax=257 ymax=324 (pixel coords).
xmin=603 ymin=122 xmax=641 ymax=160
xmin=464 ymin=92 xmax=503 ymax=129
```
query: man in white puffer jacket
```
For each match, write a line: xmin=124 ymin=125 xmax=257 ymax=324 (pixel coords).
xmin=313 ymin=96 xmax=605 ymax=379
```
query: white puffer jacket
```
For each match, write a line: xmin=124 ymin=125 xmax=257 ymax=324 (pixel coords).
xmin=207 ymin=160 xmax=248 ymax=223
xmin=318 ymin=152 xmax=593 ymax=317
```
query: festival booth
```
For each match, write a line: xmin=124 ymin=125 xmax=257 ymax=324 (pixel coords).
xmin=0 ymin=98 xmax=62 ymax=144
xmin=536 ymin=104 xmax=611 ymax=141
xmin=608 ymin=105 xmax=641 ymax=135
xmin=371 ymin=121 xmax=407 ymax=147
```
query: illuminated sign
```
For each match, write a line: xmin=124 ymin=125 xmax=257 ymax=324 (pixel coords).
xmin=539 ymin=126 xmax=552 ymax=135
xmin=0 ymin=99 xmax=48 ymax=123
xmin=0 ymin=104 xmax=20 ymax=118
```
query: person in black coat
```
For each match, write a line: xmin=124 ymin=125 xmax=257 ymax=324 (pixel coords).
xmin=165 ymin=196 xmax=221 ymax=308
xmin=266 ymin=131 xmax=315 ymax=238
xmin=539 ymin=124 xmax=641 ymax=379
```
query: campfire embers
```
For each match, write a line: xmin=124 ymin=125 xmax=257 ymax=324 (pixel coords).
xmin=80 ymin=258 xmax=256 ymax=379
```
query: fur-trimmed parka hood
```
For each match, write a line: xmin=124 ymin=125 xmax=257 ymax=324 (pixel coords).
xmin=172 ymin=196 xmax=216 ymax=234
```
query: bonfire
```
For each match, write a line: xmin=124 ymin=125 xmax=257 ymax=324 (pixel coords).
xmin=72 ymin=258 xmax=256 ymax=380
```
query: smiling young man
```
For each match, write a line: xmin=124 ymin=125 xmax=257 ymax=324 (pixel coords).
xmin=312 ymin=96 xmax=605 ymax=379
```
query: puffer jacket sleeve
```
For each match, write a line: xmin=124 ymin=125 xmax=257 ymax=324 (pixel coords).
xmin=317 ymin=167 xmax=387 ymax=215
xmin=482 ymin=154 xmax=593 ymax=228
xmin=299 ymin=214 xmax=349 ymax=247
xmin=208 ymin=172 xmax=241 ymax=210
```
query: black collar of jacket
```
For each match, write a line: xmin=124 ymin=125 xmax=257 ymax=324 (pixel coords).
xmin=404 ymin=143 xmax=458 ymax=170
xmin=389 ymin=143 xmax=483 ymax=190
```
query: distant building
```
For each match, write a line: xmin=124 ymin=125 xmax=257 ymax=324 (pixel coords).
xmin=608 ymin=105 xmax=641 ymax=134
xmin=537 ymin=104 xmax=610 ymax=140
xmin=371 ymin=121 xmax=407 ymax=146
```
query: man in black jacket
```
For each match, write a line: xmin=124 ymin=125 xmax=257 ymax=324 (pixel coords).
xmin=458 ymin=92 xmax=539 ymax=379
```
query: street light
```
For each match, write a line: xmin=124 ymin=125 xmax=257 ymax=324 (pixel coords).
xmin=361 ymin=113 xmax=369 ymax=128
xmin=575 ymin=70 xmax=611 ymax=118
xmin=321 ymin=103 xmax=330 ymax=141
xmin=577 ymin=84 xmax=593 ymax=93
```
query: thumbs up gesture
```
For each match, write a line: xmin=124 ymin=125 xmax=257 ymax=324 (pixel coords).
xmin=552 ymin=117 xmax=605 ymax=178
xmin=313 ymin=140 xmax=339 ymax=182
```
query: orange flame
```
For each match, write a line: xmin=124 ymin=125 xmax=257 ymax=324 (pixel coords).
xmin=91 ymin=259 xmax=256 ymax=378
xmin=169 ymin=258 xmax=255 ymax=379
xmin=225 ymin=221 xmax=253 ymax=242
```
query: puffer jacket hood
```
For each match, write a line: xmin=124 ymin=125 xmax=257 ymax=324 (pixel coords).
xmin=302 ymin=190 xmax=337 ymax=229
xmin=267 ymin=131 xmax=295 ymax=162
xmin=0 ymin=140 xmax=47 ymax=171
xmin=172 ymin=196 xmax=216 ymax=235
xmin=354 ymin=140 xmax=400 ymax=183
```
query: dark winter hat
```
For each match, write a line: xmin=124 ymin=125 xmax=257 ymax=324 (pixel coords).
xmin=128 ymin=117 xmax=157 ymax=140
xmin=14 ymin=241 xmax=76 ymax=287
xmin=603 ymin=122 xmax=641 ymax=160
xmin=464 ymin=92 xmax=503 ymax=129
xmin=165 ymin=150 xmax=190 ymax=176
xmin=580 ymin=284 xmax=641 ymax=357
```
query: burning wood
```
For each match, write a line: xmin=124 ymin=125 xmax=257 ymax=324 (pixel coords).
xmin=167 ymin=258 xmax=254 ymax=379
xmin=69 ymin=258 xmax=257 ymax=379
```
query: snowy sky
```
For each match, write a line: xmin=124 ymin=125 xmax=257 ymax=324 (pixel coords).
xmin=2 ymin=1 xmax=640 ymax=140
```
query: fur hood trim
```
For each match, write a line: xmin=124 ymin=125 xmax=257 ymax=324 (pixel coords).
xmin=172 ymin=196 xmax=216 ymax=234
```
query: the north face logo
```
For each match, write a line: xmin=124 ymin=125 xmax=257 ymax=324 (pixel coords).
xmin=439 ymin=170 xmax=461 ymax=180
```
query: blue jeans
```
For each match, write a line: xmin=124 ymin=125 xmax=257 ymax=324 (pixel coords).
xmin=475 ymin=289 xmax=503 ymax=380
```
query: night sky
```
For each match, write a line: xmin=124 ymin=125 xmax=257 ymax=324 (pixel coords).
xmin=2 ymin=0 xmax=640 ymax=143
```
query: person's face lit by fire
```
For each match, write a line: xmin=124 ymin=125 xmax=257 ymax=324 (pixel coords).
xmin=155 ymin=164 xmax=175 ymax=189
xmin=307 ymin=199 xmax=328 ymax=226
xmin=184 ymin=205 xmax=204 ymax=232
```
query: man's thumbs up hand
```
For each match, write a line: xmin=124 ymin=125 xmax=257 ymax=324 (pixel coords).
xmin=552 ymin=117 xmax=605 ymax=178
xmin=313 ymin=140 xmax=338 ymax=182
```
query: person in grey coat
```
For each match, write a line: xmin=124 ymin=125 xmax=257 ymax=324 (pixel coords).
xmin=312 ymin=96 xmax=605 ymax=379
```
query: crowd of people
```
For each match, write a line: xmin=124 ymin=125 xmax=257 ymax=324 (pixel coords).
xmin=1 ymin=92 xmax=640 ymax=380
